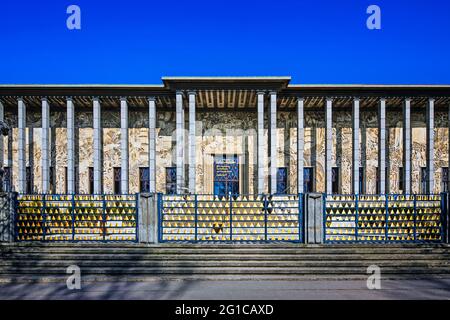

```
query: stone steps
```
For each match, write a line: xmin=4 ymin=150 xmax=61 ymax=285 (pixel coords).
xmin=3 ymin=253 xmax=450 ymax=261
xmin=1 ymin=259 xmax=449 ymax=267
xmin=2 ymin=244 xmax=448 ymax=254
xmin=1 ymin=243 xmax=449 ymax=281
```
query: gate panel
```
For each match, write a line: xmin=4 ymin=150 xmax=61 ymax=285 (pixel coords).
xmin=16 ymin=194 xmax=138 ymax=242
xmin=324 ymin=194 xmax=443 ymax=243
xmin=159 ymin=194 xmax=303 ymax=242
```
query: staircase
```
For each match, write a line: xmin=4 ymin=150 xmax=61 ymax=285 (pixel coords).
xmin=1 ymin=243 xmax=449 ymax=282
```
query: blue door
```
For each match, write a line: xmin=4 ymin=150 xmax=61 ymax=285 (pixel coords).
xmin=276 ymin=167 xmax=288 ymax=194
xmin=214 ymin=155 xmax=239 ymax=197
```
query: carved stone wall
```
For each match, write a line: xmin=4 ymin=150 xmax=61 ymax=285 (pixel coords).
xmin=2 ymin=108 xmax=449 ymax=195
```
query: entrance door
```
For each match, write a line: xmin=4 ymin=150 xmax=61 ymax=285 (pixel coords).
xmin=213 ymin=155 xmax=239 ymax=197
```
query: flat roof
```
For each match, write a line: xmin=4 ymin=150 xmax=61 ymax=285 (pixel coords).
xmin=0 ymin=78 xmax=449 ymax=106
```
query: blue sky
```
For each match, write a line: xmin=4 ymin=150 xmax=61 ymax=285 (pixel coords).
xmin=0 ymin=0 xmax=449 ymax=84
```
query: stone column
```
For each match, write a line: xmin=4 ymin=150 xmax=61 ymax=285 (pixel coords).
xmin=403 ymin=98 xmax=412 ymax=194
xmin=41 ymin=98 xmax=50 ymax=193
xmin=378 ymin=98 xmax=386 ymax=194
xmin=188 ymin=91 xmax=196 ymax=194
xmin=352 ymin=97 xmax=360 ymax=194
xmin=269 ymin=92 xmax=277 ymax=194
xmin=257 ymin=91 xmax=265 ymax=194
xmin=120 ymin=97 xmax=129 ymax=194
xmin=93 ymin=97 xmax=102 ymax=194
xmin=297 ymin=98 xmax=304 ymax=194
xmin=148 ymin=97 xmax=156 ymax=193
xmin=325 ymin=98 xmax=333 ymax=195
xmin=18 ymin=98 xmax=26 ymax=194
xmin=426 ymin=98 xmax=435 ymax=194
xmin=176 ymin=91 xmax=185 ymax=194
xmin=67 ymin=98 xmax=75 ymax=194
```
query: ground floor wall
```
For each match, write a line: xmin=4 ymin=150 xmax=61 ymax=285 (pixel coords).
xmin=2 ymin=108 xmax=449 ymax=194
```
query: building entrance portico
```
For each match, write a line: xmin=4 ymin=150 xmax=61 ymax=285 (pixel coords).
xmin=0 ymin=77 xmax=449 ymax=196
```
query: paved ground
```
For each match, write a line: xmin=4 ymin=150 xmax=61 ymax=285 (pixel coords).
xmin=0 ymin=279 xmax=449 ymax=300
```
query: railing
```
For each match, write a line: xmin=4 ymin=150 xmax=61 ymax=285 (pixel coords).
xmin=158 ymin=194 xmax=303 ymax=242
xmin=15 ymin=194 xmax=139 ymax=242
xmin=324 ymin=194 xmax=444 ymax=243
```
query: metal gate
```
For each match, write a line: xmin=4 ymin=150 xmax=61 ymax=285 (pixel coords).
xmin=324 ymin=194 xmax=444 ymax=243
xmin=158 ymin=194 xmax=303 ymax=242
xmin=15 ymin=194 xmax=138 ymax=242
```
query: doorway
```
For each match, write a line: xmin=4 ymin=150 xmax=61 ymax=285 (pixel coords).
xmin=213 ymin=154 xmax=239 ymax=196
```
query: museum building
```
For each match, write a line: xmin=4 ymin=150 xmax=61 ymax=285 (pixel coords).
xmin=1 ymin=77 xmax=450 ymax=197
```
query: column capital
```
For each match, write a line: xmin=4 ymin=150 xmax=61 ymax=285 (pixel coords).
xmin=256 ymin=90 xmax=266 ymax=95
xmin=269 ymin=91 xmax=277 ymax=96
xmin=147 ymin=96 xmax=156 ymax=102
xmin=93 ymin=96 xmax=100 ymax=102
xmin=41 ymin=97 xmax=48 ymax=102
xmin=176 ymin=90 xmax=184 ymax=95
xmin=187 ymin=90 xmax=197 ymax=96
xmin=326 ymin=97 xmax=333 ymax=102
xmin=428 ymin=97 xmax=435 ymax=103
xmin=120 ymin=96 xmax=128 ymax=102
xmin=66 ymin=96 xmax=73 ymax=101
xmin=297 ymin=96 xmax=304 ymax=102
xmin=353 ymin=97 xmax=360 ymax=102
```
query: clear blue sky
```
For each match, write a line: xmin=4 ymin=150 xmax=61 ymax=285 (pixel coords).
xmin=0 ymin=0 xmax=449 ymax=84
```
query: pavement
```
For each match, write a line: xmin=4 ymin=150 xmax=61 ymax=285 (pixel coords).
xmin=0 ymin=278 xmax=449 ymax=300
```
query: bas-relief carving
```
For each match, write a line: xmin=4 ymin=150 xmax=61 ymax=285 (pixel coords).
xmin=334 ymin=111 xmax=353 ymax=194
xmin=156 ymin=112 xmax=176 ymax=193
xmin=362 ymin=112 xmax=379 ymax=194
xmin=387 ymin=111 xmax=403 ymax=193
xmin=103 ymin=128 xmax=120 ymax=194
xmin=129 ymin=128 xmax=149 ymax=193
xmin=304 ymin=112 xmax=326 ymax=193
xmin=2 ymin=108 xmax=449 ymax=194
xmin=433 ymin=112 xmax=449 ymax=194
xmin=198 ymin=112 xmax=259 ymax=194
xmin=78 ymin=128 xmax=93 ymax=194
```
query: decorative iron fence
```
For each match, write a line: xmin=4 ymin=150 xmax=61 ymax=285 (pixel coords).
xmin=158 ymin=194 xmax=303 ymax=242
xmin=15 ymin=194 xmax=138 ymax=242
xmin=324 ymin=194 xmax=444 ymax=243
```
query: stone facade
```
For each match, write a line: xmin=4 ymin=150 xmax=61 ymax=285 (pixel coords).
xmin=2 ymin=107 xmax=449 ymax=195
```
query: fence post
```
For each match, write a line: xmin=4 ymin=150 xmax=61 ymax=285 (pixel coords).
xmin=264 ymin=195 xmax=268 ymax=241
xmin=443 ymin=193 xmax=449 ymax=244
xmin=229 ymin=194 xmax=233 ymax=241
xmin=305 ymin=193 xmax=324 ymax=244
xmin=355 ymin=195 xmax=359 ymax=242
xmin=385 ymin=195 xmax=389 ymax=243
xmin=71 ymin=194 xmax=75 ymax=242
xmin=42 ymin=195 xmax=47 ymax=242
xmin=138 ymin=193 xmax=159 ymax=243
xmin=413 ymin=195 xmax=417 ymax=242
xmin=0 ymin=192 xmax=17 ymax=242
xmin=298 ymin=193 xmax=303 ymax=243
xmin=194 ymin=194 xmax=198 ymax=242
xmin=102 ymin=195 xmax=106 ymax=242
xmin=135 ymin=193 xmax=139 ymax=243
